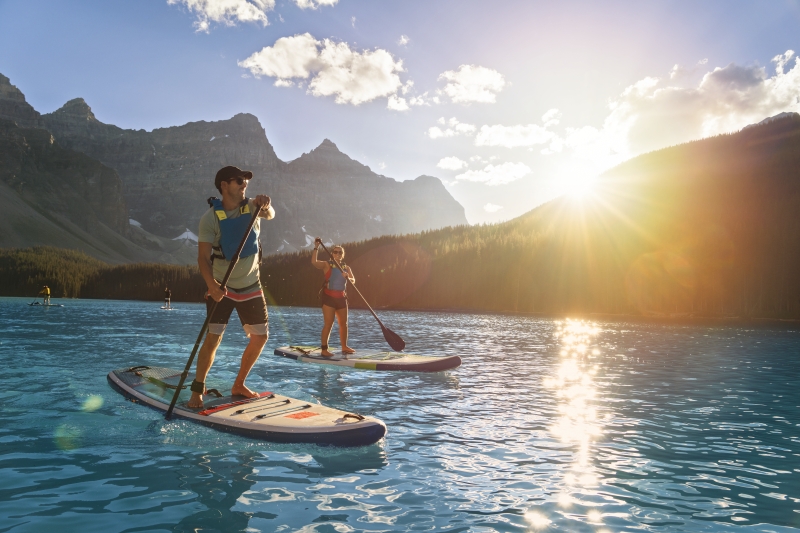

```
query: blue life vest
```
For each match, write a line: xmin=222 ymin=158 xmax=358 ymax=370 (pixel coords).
xmin=208 ymin=197 xmax=259 ymax=261
xmin=324 ymin=261 xmax=348 ymax=296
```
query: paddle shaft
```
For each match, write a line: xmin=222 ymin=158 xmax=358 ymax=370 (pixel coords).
xmin=165 ymin=204 xmax=263 ymax=420
xmin=318 ymin=242 xmax=385 ymax=325
xmin=318 ymin=241 xmax=404 ymax=351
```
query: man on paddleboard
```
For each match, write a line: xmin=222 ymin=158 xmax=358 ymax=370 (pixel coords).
xmin=163 ymin=287 xmax=171 ymax=309
xmin=188 ymin=165 xmax=275 ymax=408
xmin=38 ymin=285 xmax=51 ymax=305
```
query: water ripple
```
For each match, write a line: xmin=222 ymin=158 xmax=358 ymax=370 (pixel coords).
xmin=0 ymin=298 xmax=798 ymax=531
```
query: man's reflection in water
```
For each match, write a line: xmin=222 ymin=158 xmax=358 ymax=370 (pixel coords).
xmin=173 ymin=445 xmax=388 ymax=532
xmin=174 ymin=451 xmax=262 ymax=532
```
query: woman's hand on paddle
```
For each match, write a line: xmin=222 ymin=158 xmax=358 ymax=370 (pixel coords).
xmin=311 ymin=238 xmax=327 ymax=269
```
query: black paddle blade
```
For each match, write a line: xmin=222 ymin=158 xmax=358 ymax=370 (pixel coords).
xmin=381 ymin=325 xmax=405 ymax=351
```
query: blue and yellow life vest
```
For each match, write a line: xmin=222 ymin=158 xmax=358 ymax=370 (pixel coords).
xmin=323 ymin=260 xmax=348 ymax=297
xmin=207 ymin=197 xmax=259 ymax=261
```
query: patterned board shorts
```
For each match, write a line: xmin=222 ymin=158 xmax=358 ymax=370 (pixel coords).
xmin=206 ymin=281 xmax=268 ymax=336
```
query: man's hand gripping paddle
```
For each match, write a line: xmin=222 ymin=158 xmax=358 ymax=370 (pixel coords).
xmin=318 ymin=241 xmax=406 ymax=352
xmin=165 ymin=203 xmax=264 ymax=420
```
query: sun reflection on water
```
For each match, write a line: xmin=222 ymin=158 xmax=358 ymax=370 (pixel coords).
xmin=537 ymin=319 xmax=606 ymax=526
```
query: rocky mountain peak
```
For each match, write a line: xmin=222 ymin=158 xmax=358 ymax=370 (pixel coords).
xmin=51 ymin=98 xmax=98 ymax=122
xmin=0 ymin=73 xmax=42 ymax=128
xmin=0 ymin=74 xmax=26 ymax=102
xmin=229 ymin=112 xmax=262 ymax=128
xmin=289 ymin=138 xmax=373 ymax=177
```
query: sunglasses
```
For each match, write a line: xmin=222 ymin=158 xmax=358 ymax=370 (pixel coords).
xmin=332 ymin=250 xmax=344 ymax=255
xmin=226 ymin=177 xmax=249 ymax=185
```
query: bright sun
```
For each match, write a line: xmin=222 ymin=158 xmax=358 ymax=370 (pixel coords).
xmin=564 ymin=175 xmax=597 ymax=198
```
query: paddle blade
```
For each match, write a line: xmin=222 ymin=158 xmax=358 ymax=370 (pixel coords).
xmin=381 ymin=325 xmax=405 ymax=351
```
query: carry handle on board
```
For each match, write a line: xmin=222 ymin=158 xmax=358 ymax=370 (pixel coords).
xmin=318 ymin=241 xmax=405 ymax=352
xmin=165 ymin=203 xmax=264 ymax=420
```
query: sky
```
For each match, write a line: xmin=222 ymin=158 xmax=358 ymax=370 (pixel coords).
xmin=1 ymin=0 xmax=800 ymax=224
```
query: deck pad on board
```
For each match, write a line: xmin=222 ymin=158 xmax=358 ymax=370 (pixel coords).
xmin=107 ymin=366 xmax=386 ymax=446
xmin=274 ymin=346 xmax=461 ymax=372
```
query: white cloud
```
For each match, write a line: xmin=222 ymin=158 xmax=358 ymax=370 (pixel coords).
xmin=398 ymin=35 xmax=410 ymax=46
xmin=387 ymin=95 xmax=409 ymax=111
xmin=474 ymin=109 xmax=561 ymax=148
xmin=436 ymin=156 xmax=467 ymax=170
xmin=426 ymin=117 xmax=476 ymax=138
xmin=455 ymin=162 xmax=530 ymax=186
xmin=408 ymin=94 xmax=430 ymax=106
xmin=475 ymin=124 xmax=555 ymax=148
xmin=469 ymin=50 xmax=800 ymax=179
xmin=439 ymin=65 xmax=506 ymax=104
xmin=168 ymin=0 xmax=274 ymax=32
xmin=541 ymin=108 xmax=561 ymax=127
xmin=483 ymin=203 xmax=504 ymax=213
xmin=239 ymin=33 xmax=405 ymax=106
xmin=593 ymin=49 xmax=800 ymax=159
xmin=295 ymin=0 xmax=337 ymax=8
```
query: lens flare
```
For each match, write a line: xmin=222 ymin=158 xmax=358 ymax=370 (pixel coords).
xmin=54 ymin=424 xmax=81 ymax=450
xmin=81 ymin=395 xmax=104 ymax=412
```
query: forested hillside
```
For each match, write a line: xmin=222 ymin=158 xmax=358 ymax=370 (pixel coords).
xmin=259 ymin=113 xmax=800 ymax=319
xmin=3 ymin=113 xmax=800 ymax=319
xmin=0 ymin=247 xmax=204 ymax=301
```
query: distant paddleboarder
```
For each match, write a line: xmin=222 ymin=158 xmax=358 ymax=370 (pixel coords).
xmin=163 ymin=287 xmax=172 ymax=309
xmin=38 ymin=285 xmax=51 ymax=305
xmin=188 ymin=165 xmax=275 ymax=409
xmin=312 ymin=238 xmax=356 ymax=357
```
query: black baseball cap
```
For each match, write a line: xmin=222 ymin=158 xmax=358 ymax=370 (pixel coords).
xmin=215 ymin=166 xmax=253 ymax=191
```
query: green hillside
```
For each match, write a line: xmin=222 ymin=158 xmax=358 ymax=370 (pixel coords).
xmin=0 ymin=247 xmax=204 ymax=301
xmin=259 ymin=113 xmax=800 ymax=319
xmin=3 ymin=114 xmax=800 ymax=319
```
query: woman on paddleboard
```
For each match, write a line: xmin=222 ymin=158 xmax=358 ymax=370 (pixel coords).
xmin=312 ymin=238 xmax=356 ymax=357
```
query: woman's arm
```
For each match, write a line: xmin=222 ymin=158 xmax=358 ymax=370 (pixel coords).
xmin=311 ymin=238 xmax=329 ymax=270
xmin=344 ymin=266 xmax=355 ymax=284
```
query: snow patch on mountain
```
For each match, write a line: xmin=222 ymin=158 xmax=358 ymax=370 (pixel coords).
xmin=173 ymin=229 xmax=198 ymax=243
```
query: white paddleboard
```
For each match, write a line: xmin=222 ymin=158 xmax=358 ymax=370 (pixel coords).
xmin=274 ymin=346 xmax=461 ymax=372
xmin=107 ymin=366 xmax=386 ymax=446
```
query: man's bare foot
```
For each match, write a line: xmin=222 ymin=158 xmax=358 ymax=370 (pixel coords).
xmin=187 ymin=392 xmax=204 ymax=408
xmin=321 ymin=349 xmax=335 ymax=357
xmin=342 ymin=346 xmax=356 ymax=354
xmin=231 ymin=383 xmax=258 ymax=398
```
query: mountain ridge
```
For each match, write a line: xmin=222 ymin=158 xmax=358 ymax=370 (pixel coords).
xmin=0 ymin=72 xmax=467 ymax=262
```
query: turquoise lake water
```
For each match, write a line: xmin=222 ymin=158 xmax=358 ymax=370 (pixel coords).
xmin=0 ymin=297 xmax=798 ymax=532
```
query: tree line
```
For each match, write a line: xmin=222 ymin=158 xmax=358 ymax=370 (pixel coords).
xmin=2 ymin=115 xmax=800 ymax=318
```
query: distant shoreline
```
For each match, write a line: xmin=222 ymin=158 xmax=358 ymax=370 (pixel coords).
xmin=8 ymin=296 xmax=799 ymax=329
